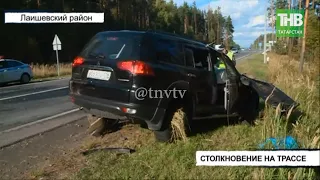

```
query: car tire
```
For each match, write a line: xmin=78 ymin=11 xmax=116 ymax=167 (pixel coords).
xmin=153 ymin=103 xmax=192 ymax=143
xmin=20 ymin=73 xmax=30 ymax=84
xmin=239 ymin=89 xmax=260 ymax=124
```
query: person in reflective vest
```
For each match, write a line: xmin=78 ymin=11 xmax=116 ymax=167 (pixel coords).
xmin=223 ymin=48 xmax=236 ymax=64
xmin=227 ymin=51 xmax=234 ymax=61
xmin=217 ymin=60 xmax=225 ymax=69
xmin=214 ymin=58 xmax=227 ymax=84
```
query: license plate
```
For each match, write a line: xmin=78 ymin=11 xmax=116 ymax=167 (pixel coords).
xmin=87 ymin=70 xmax=111 ymax=81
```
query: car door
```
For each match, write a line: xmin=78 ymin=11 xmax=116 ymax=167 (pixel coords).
xmin=183 ymin=44 xmax=213 ymax=113
xmin=218 ymin=52 xmax=242 ymax=113
xmin=0 ymin=60 xmax=13 ymax=83
xmin=0 ymin=60 xmax=7 ymax=83
xmin=183 ymin=45 xmax=199 ymax=105
xmin=6 ymin=60 xmax=24 ymax=81
xmin=192 ymin=47 xmax=214 ymax=106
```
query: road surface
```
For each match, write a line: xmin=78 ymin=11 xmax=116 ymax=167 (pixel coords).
xmin=0 ymin=79 xmax=79 ymax=131
xmin=0 ymin=51 xmax=254 ymax=147
xmin=234 ymin=50 xmax=252 ymax=61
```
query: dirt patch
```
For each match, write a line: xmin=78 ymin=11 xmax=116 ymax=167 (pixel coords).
xmin=17 ymin=121 xmax=152 ymax=180
xmin=0 ymin=118 xmax=87 ymax=179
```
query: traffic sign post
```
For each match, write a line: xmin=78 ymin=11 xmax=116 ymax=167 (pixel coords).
xmin=52 ymin=34 xmax=61 ymax=77
xmin=263 ymin=9 xmax=267 ymax=64
xmin=259 ymin=42 xmax=262 ymax=51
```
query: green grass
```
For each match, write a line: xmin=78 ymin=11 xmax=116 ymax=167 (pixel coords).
xmin=237 ymin=54 xmax=268 ymax=80
xmin=30 ymin=53 xmax=319 ymax=180
xmin=70 ymin=53 xmax=320 ymax=179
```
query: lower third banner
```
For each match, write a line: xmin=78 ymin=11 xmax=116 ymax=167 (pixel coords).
xmin=196 ymin=150 xmax=320 ymax=167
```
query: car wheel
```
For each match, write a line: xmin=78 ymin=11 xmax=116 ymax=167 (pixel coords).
xmin=239 ymin=89 xmax=260 ymax=124
xmin=20 ymin=73 xmax=30 ymax=84
xmin=153 ymin=103 xmax=192 ymax=143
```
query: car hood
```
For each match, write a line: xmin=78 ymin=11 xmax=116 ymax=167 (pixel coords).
xmin=240 ymin=74 xmax=299 ymax=112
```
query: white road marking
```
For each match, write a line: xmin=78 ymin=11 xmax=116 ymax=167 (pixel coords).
xmin=237 ymin=53 xmax=253 ymax=60
xmin=0 ymin=77 xmax=70 ymax=90
xmin=0 ymin=86 xmax=69 ymax=101
xmin=0 ymin=108 xmax=80 ymax=134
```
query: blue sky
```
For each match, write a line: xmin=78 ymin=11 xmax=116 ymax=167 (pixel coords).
xmin=169 ymin=0 xmax=273 ymax=48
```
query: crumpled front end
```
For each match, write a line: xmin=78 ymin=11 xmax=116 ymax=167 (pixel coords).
xmin=241 ymin=74 xmax=299 ymax=112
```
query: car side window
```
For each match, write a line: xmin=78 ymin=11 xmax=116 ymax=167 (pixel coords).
xmin=184 ymin=48 xmax=195 ymax=68
xmin=155 ymin=39 xmax=184 ymax=65
xmin=193 ymin=47 xmax=210 ymax=70
xmin=7 ymin=61 xmax=23 ymax=68
xmin=0 ymin=61 xmax=7 ymax=69
xmin=208 ymin=49 xmax=220 ymax=68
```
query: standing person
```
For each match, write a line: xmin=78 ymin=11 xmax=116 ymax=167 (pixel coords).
xmin=223 ymin=48 xmax=236 ymax=65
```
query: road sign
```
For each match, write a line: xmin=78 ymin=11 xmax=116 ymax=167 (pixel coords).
xmin=52 ymin=34 xmax=61 ymax=77
xmin=52 ymin=34 xmax=61 ymax=50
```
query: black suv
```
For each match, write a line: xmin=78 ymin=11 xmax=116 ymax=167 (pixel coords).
xmin=69 ymin=30 xmax=298 ymax=142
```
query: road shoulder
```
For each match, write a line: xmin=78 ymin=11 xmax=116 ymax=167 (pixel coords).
xmin=0 ymin=118 xmax=88 ymax=179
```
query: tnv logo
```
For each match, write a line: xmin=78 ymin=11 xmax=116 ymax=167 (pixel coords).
xmin=277 ymin=13 xmax=303 ymax=27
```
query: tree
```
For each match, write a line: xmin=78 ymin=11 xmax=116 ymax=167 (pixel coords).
xmin=299 ymin=0 xmax=310 ymax=72
xmin=224 ymin=16 xmax=234 ymax=49
xmin=0 ymin=0 xmax=237 ymax=63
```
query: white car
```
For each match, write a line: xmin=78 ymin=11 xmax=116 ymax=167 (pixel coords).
xmin=0 ymin=59 xmax=33 ymax=84
xmin=231 ymin=48 xmax=239 ymax=53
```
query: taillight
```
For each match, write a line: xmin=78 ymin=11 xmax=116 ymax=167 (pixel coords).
xmin=72 ymin=56 xmax=84 ymax=67
xmin=117 ymin=60 xmax=154 ymax=76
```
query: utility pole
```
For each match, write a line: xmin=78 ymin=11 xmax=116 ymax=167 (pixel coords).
xmin=287 ymin=0 xmax=292 ymax=54
xmin=264 ymin=8 xmax=267 ymax=63
xmin=271 ymin=0 xmax=275 ymax=43
xmin=299 ymin=0 xmax=310 ymax=72
xmin=298 ymin=0 xmax=302 ymax=47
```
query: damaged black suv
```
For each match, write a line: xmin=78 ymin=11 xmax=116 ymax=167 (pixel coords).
xmin=69 ymin=30 xmax=298 ymax=142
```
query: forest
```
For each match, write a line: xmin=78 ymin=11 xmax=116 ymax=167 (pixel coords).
xmin=0 ymin=0 xmax=240 ymax=64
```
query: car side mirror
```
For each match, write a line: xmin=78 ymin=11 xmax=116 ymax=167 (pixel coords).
xmin=240 ymin=75 xmax=250 ymax=86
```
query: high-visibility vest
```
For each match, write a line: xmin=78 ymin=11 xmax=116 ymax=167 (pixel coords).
xmin=217 ymin=61 xmax=225 ymax=69
xmin=227 ymin=51 xmax=234 ymax=60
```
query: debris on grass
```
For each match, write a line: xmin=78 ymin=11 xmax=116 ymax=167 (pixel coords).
xmin=258 ymin=136 xmax=299 ymax=149
xmin=170 ymin=108 xmax=188 ymax=142
xmin=81 ymin=147 xmax=135 ymax=156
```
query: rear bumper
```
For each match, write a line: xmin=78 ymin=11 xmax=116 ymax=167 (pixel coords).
xmin=70 ymin=93 xmax=166 ymax=131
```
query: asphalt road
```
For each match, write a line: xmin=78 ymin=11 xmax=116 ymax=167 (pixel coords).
xmin=0 ymin=51 xmax=253 ymax=133
xmin=235 ymin=50 xmax=252 ymax=61
xmin=0 ymin=79 xmax=79 ymax=131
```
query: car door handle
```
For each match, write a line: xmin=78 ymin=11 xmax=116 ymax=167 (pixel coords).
xmin=187 ymin=73 xmax=196 ymax=78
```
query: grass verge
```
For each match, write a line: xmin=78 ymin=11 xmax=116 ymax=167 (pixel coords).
xmin=236 ymin=53 xmax=268 ymax=80
xmin=27 ymin=53 xmax=319 ymax=180
xmin=31 ymin=63 xmax=72 ymax=79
